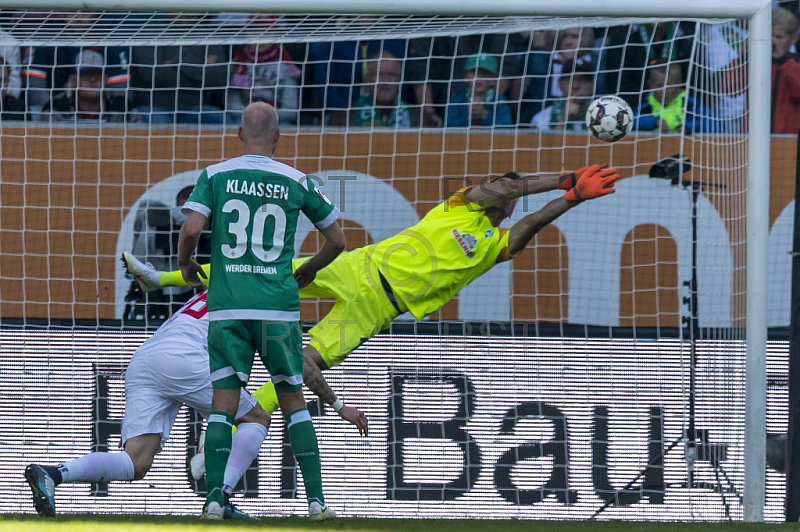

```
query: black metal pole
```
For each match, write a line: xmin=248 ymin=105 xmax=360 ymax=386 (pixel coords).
xmin=592 ymin=158 xmax=740 ymax=519
xmin=682 ymin=182 xmax=734 ymax=517
xmin=681 ymin=185 xmax=700 ymax=488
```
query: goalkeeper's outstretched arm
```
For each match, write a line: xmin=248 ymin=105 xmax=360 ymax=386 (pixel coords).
xmin=507 ymin=197 xmax=572 ymax=256
xmin=465 ymin=164 xmax=609 ymax=209
xmin=506 ymin=165 xmax=619 ymax=256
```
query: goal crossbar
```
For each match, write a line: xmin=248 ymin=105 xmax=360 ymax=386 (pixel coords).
xmin=0 ymin=0 xmax=771 ymax=18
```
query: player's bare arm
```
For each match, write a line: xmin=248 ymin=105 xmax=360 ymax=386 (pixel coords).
xmin=464 ymin=164 xmax=608 ymax=209
xmin=506 ymin=197 xmax=572 ymax=256
xmin=304 ymin=352 xmax=368 ymax=436
xmin=464 ymin=172 xmax=560 ymax=209
xmin=506 ymin=165 xmax=619 ymax=256
xmin=177 ymin=210 xmax=209 ymax=290
xmin=294 ymin=221 xmax=346 ymax=289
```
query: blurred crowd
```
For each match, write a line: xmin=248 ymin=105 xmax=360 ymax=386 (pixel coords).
xmin=0 ymin=3 xmax=798 ymax=134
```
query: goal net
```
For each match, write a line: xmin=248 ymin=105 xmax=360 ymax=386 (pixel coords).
xmin=0 ymin=5 xmax=778 ymax=521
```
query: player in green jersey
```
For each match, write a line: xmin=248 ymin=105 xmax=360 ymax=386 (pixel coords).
xmin=177 ymin=102 xmax=345 ymax=521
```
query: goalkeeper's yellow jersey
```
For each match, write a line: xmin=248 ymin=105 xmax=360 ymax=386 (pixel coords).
xmin=367 ymin=187 xmax=513 ymax=320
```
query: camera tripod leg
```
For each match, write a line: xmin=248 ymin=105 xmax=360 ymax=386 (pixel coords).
xmin=712 ymin=462 xmax=732 ymax=519
xmin=589 ymin=437 xmax=682 ymax=519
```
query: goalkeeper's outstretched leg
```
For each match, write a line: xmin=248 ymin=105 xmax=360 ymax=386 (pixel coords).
xmin=122 ymin=251 xmax=204 ymax=294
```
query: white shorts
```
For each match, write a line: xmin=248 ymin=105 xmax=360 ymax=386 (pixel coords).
xmin=121 ymin=342 xmax=258 ymax=448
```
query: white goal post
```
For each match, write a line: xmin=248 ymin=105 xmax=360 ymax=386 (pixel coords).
xmin=0 ymin=0 xmax=773 ymax=523
xmin=0 ymin=0 xmax=770 ymax=17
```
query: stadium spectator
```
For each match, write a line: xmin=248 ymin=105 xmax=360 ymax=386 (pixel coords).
xmin=502 ymin=30 xmax=546 ymax=123
xmin=696 ymin=21 xmax=748 ymax=133
xmin=514 ymin=27 xmax=600 ymax=125
xmin=529 ymin=58 xmax=595 ymax=131
xmin=24 ymin=12 xmax=130 ymax=122
xmin=226 ymin=16 xmax=301 ymax=126
xmin=331 ymin=50 xmax=416 ymax=128
xmin=44 ymin=49 xmax=127 ymax=122
xmin=603 ymin=22 xmax=694 ymax=109
xmin=0 ymin=57 xmax=26 ymax=120
xmin=309 ymin=33 xmax=406 ymax=124
xmin=445 ymin=53 xmax=512 ymax=127
xmin=0 ymin=28 xmax=21 ymax=101
xmin=129 ymin=14 xmax=228 ymax=125
xmin=634 ymin=62 xmax=709 ymax=134
xmin=227 ymin=42 xmax=301 ymax=126
xmin=24 ymin=289 xmax=367 ymax=520
xmin=502 ymin=31 xmax=537 ymax=86
xmin=406 ymin=34 xmax=518 ymax=127
xmin=771 ymin=7 xmax=800 ymax=134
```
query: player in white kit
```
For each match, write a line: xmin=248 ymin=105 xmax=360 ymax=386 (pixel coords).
xmin=24 ymin=290 xmax=366 ymax=519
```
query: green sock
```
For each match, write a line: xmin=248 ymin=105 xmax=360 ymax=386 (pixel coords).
xmin=205 ymin=411 xmax=234 ymax=505
xmin=285 ymin=408 xmax=325 ymax=506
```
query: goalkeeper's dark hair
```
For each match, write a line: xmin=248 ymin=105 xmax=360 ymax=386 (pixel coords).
xmin=489 ymin=171 xmax=521 ymax=183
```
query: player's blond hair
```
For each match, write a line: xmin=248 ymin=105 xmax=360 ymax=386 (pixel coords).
xmin=241 ymin=102 xmax=279 ymax=143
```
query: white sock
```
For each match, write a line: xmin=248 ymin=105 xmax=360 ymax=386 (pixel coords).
xmin=59 ymin=451 xmax=135 ymax=483
xmin=223 ymin=422 xmax=268 ymax=492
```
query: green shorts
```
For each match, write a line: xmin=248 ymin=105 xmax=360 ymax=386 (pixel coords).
xmin=208 ymin=319 xmax=303 ymax=392
xmin=296 ymin=248 xmax=401 ymax=369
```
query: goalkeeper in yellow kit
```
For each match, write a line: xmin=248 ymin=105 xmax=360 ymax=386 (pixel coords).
xmin=125 ymin=164 xmax=618 ymax=429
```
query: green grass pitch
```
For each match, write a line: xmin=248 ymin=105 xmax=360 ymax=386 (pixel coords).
xmin=2 ymin=515 xmax=800 ymax=532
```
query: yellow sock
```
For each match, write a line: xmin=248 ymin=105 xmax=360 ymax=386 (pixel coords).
xmin=158 ymin=264 xmax=210 ymax=288
xmin=159 ymin=269 xmax=188 ymax=288
xmin=252 ymin=381 xmax=280 ymax=415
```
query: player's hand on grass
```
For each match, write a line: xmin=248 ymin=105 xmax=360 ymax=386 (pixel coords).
xmin=293 ymin=261 xmax=317 ymax=289
xmin=558 ymin=163 xmax=608 ymax=190
xmin=564 ymin=165 xmax=619 ymax=205
xmin=180 ymin=260 xmax=208 ymax=290
xmin=338 ymin=405 xmax=369 ymax=437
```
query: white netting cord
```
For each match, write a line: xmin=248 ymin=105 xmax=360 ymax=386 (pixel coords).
xmin=0 ymin=11 xmax=733 ymax=46
xmin=0 ymin=8 xmax=779 ymax=522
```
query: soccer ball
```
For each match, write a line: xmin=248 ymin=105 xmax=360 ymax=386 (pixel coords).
xmin=585 ymin=95 xmax=633 ymax=143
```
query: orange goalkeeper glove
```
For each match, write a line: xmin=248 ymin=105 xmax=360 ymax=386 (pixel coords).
xmin=558 ymin=163 xmax=608 ymax=190
xmin=563 ymin=166 xmax=619 ymax=206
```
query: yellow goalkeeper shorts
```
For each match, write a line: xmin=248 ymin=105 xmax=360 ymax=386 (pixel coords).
xmin=302 ymin=247 xmax=400 ymax=369
xmin=253 ymin=248 xmax=400 ymax=415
